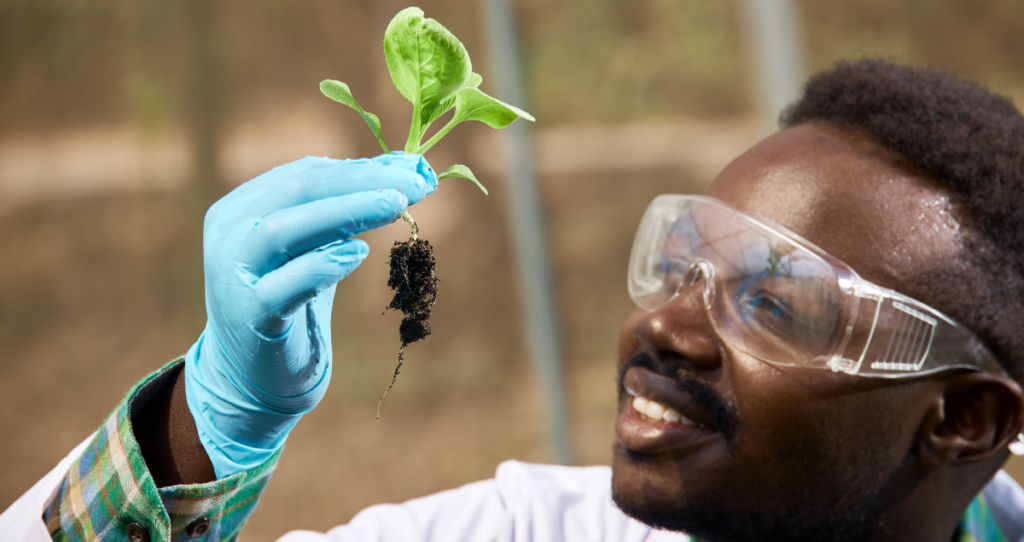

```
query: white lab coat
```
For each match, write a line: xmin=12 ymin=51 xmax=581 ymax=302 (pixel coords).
xmin=4 ymin=438 xmax=1024 ymax=542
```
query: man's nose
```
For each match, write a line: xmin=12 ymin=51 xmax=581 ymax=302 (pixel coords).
xmin=632 ymin=278 xmax=722 ymax=372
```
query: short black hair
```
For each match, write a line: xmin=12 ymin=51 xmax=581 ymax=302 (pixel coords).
xmin=781 ymin=59 xmax=1024 ymax=384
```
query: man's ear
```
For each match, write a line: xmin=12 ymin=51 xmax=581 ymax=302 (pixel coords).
xmin=917 ymin=372 xmax=1024 ymax=469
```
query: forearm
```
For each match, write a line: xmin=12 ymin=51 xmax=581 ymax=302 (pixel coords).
xmin=132 ymin=363 xmax=216 ymax=487
xmin=39 ymin=359 xmax=279 ymax=542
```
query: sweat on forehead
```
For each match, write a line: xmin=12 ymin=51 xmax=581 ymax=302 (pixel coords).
xmin=703 ymin=121 xmax=968 ymax=294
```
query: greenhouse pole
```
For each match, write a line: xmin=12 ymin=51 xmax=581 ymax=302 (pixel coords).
xmin=480 ymin=0 xmax=572 ymax=465
xmin=743 ymin=0 xmax=804 ymax=126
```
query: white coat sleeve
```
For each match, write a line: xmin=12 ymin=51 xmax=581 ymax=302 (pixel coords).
xmin=275 ymin=460 xmax=686 ymax=542
xmin=0 ymin=436 xmax=94 ymax=542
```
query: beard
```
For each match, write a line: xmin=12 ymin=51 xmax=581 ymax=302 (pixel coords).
xmin=609 ymin=438 xmax=912 ymax=542
xmin=611 ymin=480 xmax=877 ymax=542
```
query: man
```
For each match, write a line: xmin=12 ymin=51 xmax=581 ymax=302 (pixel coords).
xmin=3 ymin=59 xmax=1024 ymax=542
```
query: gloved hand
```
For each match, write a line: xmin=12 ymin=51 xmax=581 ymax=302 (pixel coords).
xmin=184 ymin=152 xmax=437 ymax=479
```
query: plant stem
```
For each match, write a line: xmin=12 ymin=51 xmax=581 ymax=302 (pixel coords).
xmin=415 ymin=115 xmax=461 ymax=155
xmin=405 ymin=100 xmax=423 ymax=154
xmin=375 ymin=133 xmax=389 ymax=154
xmin=401 ymin=210 xmax=418 ymax=240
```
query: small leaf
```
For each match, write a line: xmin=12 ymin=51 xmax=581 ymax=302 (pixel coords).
xmin=420 ymin=96 xmax=456 ymax=133
xmin=438 ymin=164 xmax=488 ymax=195
xmin=417 ymin=72 xmax=486 ymax=140
xmin=453 ymin=87 xmax=535 ymax=129
xmin=320 ymin=80 xmax=389 ymax=153
xmin=384 ymin=7 xmax=472 ymax=119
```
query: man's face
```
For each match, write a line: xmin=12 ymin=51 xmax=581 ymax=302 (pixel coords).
xmin=611 ymin=122 xmax=968 ymax=540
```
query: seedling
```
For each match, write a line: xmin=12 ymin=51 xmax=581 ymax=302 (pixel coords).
xmin=319 ymin=7 xmax=534 ymax=418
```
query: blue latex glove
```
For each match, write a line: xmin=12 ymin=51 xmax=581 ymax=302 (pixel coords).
xmin=184 ymin=152 xmax=437 ymax=478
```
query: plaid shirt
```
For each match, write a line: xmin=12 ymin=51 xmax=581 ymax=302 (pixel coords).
xmin=39 ymin=359 xmax=1008 ymax=542
xmin=42 ymin=359 xmax=279 ymax=542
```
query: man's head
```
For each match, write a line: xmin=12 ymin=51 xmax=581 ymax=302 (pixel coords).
xmin=610 ymin=60 xmax=1024 ymax=542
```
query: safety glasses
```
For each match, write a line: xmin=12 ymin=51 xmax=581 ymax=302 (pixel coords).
xmin=628 ymin=195 xmax=1008 ymax=380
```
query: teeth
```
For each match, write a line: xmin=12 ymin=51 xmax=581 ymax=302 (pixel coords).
xmin=645 ymin=401 xmax=665 ymax=420
xmin=631 ymin=395 xmax=699 ymax=426
xmin=677 ymin=411 xmax=699 ymax=426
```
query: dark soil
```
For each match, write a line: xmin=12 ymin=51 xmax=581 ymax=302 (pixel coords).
xmin=387 ymin=238 xmax=438 ymax=344
xmin=376 ymin=237 xmax=439 ymax=418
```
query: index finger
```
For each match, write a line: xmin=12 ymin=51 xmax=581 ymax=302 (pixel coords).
xmin=225 ymin=154 xmax=437 ymax=218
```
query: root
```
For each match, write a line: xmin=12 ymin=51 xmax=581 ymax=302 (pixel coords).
xmin=377 ymin=237 xmax=438 ymax=418
xmin=375 ymin=345 xmax=405 ymax=421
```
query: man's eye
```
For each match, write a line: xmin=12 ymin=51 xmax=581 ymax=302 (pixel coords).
xmin=743 ymin=290 xmax=796 ymax=327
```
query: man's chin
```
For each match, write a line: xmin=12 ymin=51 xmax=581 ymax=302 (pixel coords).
xmin=611 ymin=489 xmax=854 ymax=542
xmin=610 ymin=446 xmax=865 ymax=542
xmin=610 ymin=485 xmax=692 ymax=534
xmin=610 ymin=444 xmax=703 ymax=534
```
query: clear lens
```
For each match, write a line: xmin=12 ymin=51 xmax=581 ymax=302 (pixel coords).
xmin=628 ymin=196 xmax=844 ymax=365
xmin=628 ymin=194 xmax=1009 ymax=380
xmin=627 ymin=196 xmax=697 ymax=310
xmin=694 ymin=203 xmax=843 ymax=365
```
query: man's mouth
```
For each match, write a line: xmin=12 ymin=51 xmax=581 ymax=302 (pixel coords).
xmin=629 ymin=395 xmax=702 ymax=426
xmin=615 ymin=357 xmax=734 ymax=454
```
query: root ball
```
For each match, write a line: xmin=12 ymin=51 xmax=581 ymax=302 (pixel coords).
xmin=387 ymin=238 xmax=438 ymax=346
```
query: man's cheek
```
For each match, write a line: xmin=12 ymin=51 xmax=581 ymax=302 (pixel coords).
xmin=617 ymin=309 xmax=648 ymax=365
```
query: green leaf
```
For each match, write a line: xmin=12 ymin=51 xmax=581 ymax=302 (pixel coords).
xmin=417 ymin=72 xmax=486 ymax=142
xmin=438 ymin=164 xmax=488 ymax=195
xmin=420 ymin=98 xmax=456 ymax=136
xmin=319 ymin=79 xmax=388 ymax=153
xmin=453 ymin=87 xmax=535 ymax=129
xmin=415 ymin=84 xmax=535 ymax=155
xmin=384 ymin=7 xmax=472 ymax=151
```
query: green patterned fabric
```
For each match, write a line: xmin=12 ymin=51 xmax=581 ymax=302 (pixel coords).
xmin=38 ymin=359 xmax=1009 ymax=541
xmin=42 ymin=359 xmax=279 ymax=542
xmin=959 ymin=493 xmax=1008 ymax=542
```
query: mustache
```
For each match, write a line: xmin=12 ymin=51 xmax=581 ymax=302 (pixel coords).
xmin=618 ymin=353 xmax=738 ymax=444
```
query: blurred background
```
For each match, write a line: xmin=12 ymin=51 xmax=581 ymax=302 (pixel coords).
xmin=3 ymin=0 xmax=1024 ymax=539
